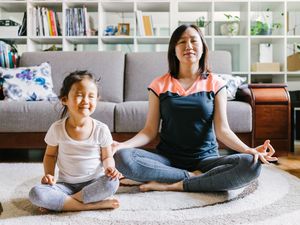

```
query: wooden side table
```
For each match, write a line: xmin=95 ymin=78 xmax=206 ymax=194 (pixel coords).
xmin=248 ymin=84 xmax=291 ymax=156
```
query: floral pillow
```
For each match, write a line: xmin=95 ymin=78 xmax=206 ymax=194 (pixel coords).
xmin=216 ymin=74 xmax=247 ymax=100
xmin=0 ymin=62 xmax=57 ymax=101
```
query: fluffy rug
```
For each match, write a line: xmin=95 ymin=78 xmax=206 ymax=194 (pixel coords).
xmin=0 ymin=163 xmax=299 ymax=225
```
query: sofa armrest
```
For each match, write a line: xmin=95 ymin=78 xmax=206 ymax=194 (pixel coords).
xmin=247 ymin=83 xmax=291 ymax=155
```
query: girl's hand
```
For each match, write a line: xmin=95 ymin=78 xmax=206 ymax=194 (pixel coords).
xmin=105 ymin=167 xmax=123 ymax=180
xmin=245 ymin=140 xmax=278 ymax=164
xmin=41 ymin=174 xmax=56 ymax=185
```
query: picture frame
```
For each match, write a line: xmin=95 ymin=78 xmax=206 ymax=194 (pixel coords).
xmin=117 ymin=23 xmax=130 ymax=35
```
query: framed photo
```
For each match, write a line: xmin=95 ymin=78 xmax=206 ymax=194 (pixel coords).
xmin=117 ymin=23 xmax=130 ymax=35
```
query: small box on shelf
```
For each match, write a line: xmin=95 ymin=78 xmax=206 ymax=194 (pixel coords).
xmin=251 ymin=63 xmax=280 ymax=72
xmin=287 ymin=53 xmax=300 ymax=71
xmin=0 ymin=26 xmax=20 ymax=37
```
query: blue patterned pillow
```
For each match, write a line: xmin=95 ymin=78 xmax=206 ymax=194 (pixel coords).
xmin=216 ymin=74 xmax=247 ymax=100
xmin=0 ymin=62 xmax=57 ymax=101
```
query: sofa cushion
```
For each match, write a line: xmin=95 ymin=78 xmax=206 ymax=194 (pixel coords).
xmin=19 ymin=51 xmax=125 ymax=103
xmin=125 ymin=52 xmax=168 ymax=101
xmin=0 ymin=62 xmax=57 ymax=101
xmin=227 ymin=101 xmax=252 ymax=133
xmin=0 ymin=101 xmax=115 ymax=132
xmin=115 ymin=101 xmax=148 ymax=132
xmin=125 ymin=51 xmax=232 ymax=101
xmin=115 ymin=100 xmax=252 ymax=133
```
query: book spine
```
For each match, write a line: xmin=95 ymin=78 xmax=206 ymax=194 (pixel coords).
xmin=136 ymin=10 xmax=144 ymax=36
xmin=49 ymin=10 xmax=57 ymax=36
xmin=83 ymin=6 xmax=91 ymax=36
xmin=47 ymin=8 xmax=53 ymax=36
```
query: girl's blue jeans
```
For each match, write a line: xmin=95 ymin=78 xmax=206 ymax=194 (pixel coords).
xmin=114 ymin=148 xmax=261 ymax=192
xmin=29 ymin=175 xmax=119 ymax=211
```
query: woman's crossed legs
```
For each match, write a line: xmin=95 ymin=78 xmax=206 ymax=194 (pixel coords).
xmin=114 ymin=148 xmax=262 ymax=192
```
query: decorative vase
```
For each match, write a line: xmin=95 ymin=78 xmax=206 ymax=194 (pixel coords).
xmin=199 ymin=27 xmax=205 ymax=35
xmin=220 ymin=22 xmax=239 ymax=35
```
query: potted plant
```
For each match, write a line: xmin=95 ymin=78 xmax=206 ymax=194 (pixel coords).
xmin=220 ymin=14 xmax=240 ymax=36
xmin=251 ymin=9 xmax=283 ymax=35
xmin=196 ymin=16 xmax=211 ymax=35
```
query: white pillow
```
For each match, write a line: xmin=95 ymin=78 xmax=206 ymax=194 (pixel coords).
xmin=0 ymin=62 xmax=57 ymax=101
xmin=216 ymin=74 xmax=247 ymax=100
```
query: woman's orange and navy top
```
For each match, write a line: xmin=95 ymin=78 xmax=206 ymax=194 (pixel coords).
xmin=148 ymin=73 xmax=226 ymax=170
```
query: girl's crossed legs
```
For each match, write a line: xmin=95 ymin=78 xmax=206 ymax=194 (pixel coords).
xmin=29 ymin=175 xmax=119 ymax=212
xmin=114 ymin=148 xmax=262 ymax=192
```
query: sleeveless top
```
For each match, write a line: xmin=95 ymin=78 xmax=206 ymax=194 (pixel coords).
xmin=148 ymin=73 xmax=226 ymax=169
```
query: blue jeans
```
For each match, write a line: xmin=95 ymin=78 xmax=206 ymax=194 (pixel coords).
xmin=114 ymin=148 xmax=262 ymax=192
xmin=29 ymin=175 xmax=119 ymax=211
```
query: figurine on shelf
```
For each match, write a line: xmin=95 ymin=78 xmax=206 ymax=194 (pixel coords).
xmin=103 ymin=25 xmax=118 ymax=36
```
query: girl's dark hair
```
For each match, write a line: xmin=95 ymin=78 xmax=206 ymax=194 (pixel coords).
xmin=59 ymin=70 xmax=99 ymax=119
xmin=168 ymin=24 xmax=211 ymax=79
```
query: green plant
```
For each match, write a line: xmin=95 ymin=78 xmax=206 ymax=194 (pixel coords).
xmin=251 ymin=8 xmax=283 ymax=35
xmin=224 ymin=13 xmax=240 ymax=22
xmin=196 ymin=16 xmax=210 ymax=28
xmin=221 ymin=14 xmax=240 ymax=35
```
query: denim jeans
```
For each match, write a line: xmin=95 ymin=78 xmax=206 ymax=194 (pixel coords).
xmin=29 ymin=175 xmax=119 ymax=211
xmin=114 ymin=148 xmax=262 ymax=192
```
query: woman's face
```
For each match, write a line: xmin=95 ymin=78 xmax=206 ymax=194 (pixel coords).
xmin=175 ymin=27 xmax=203 ymax=65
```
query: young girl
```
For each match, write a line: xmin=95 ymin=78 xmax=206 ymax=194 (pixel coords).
xmin=29 ymin=70 xmax=121 ymax=212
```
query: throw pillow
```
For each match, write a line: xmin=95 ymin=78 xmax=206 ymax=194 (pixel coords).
xmin=0 ymin=76 xmax=4 ymax=100
xmin=216 ymin=74 xmax=247 ymax=100
xmin=0 ymin=62 xmax=57 ymax=101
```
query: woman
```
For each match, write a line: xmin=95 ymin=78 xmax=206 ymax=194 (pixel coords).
xmin=113 ymin=24 xmax=277 ymax=192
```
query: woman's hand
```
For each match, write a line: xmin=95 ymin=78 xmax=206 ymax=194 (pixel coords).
xmin=245 ymin=140 xmax=278 ymax=164
xmin=105 ymin=167 xmax=123 ymax=180
xmin=41 ymin=174 xmax=56 ymax=185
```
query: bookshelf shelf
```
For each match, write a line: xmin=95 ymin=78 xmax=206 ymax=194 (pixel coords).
xmin=1 ymin=0 xmax=300 ymax=88
xmin=101 ymin=36 xmax=134 ymax=44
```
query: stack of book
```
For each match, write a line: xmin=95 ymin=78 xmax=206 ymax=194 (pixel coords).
xmin=65 ymin=7 xmax=91 ymax=36
xmin=0 ymin=41 xmax=18 ymax=68
xmin=136 ymin=10 xmax=154 ymax=36
xmin=32 ymin=7 xmax=61 ymax=36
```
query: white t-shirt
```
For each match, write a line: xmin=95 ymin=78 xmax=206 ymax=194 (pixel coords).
xmin=44 ymin=117 xmax=113 ymax=184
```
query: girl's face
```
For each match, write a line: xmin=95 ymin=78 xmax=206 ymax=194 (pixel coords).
xmin=63 ymin=78 xmax=98 ymax=118
xmin=175 ymin=27 xmax=203 ymax=65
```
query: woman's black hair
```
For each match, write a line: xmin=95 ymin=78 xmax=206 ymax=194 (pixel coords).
xmin=59 ymin=70 xmax=99 ymax=119
xmin=168 ymin=24 xmax=211 ymax=79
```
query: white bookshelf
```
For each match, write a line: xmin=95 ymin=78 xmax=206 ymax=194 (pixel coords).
xmin=0 ymin=0 xmax=300 ymax=88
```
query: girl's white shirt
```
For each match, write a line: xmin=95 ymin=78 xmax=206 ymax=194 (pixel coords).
xmin=44 ymin=117 xmax=113 ymax=184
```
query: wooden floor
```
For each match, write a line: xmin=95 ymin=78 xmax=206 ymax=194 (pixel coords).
xmin=275 ymin=142 xmax=300 ymax=179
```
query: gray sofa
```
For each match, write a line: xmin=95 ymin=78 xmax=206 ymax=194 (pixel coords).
xmin=0 ymin=51 xmax=253 ymax=150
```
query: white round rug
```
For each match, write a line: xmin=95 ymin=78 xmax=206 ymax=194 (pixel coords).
xmin=0 ymin=163 xmax=299 ymax=225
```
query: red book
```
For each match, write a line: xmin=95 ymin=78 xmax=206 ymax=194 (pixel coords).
xmin=49 ymin=10 xmax=57 ymax=36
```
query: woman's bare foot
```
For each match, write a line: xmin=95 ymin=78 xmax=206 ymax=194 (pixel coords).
xmin=62 ymin=196 xmax=120 ymax=211
xmin=139 ymin=181 xmax=183 ymax=192
xmin=189 ymin=170 xmax=202 ymax=177
xmin=92 ymin=198 xmax=120 ymax=210
xmin=120 ymin=178 xmax=144 ymax=186
xmin=38 ymin=207 xmax=50 ymax=213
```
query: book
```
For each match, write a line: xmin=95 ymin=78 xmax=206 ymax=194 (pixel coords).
xmin=32 ymin=7 xmax=37 ymax=36
xmin=49 ymin=10 xmax=57 ymax=36
xmin=142 ymin=15 xmax=153 ymax=36
xmin=37 ymin=7 xmax=44 ymax=36
xmin=47 ymin=9 xmax=53 ymax=36
xmin=55 ymin=11 xmax=61 ymax=36
xmin=83 ymin=6 xmax=91 ymax=36
xmin=42 ymin=7 xmax=49 ymax=36
xmin=136 ymin=10 xmax=144 ymax=36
